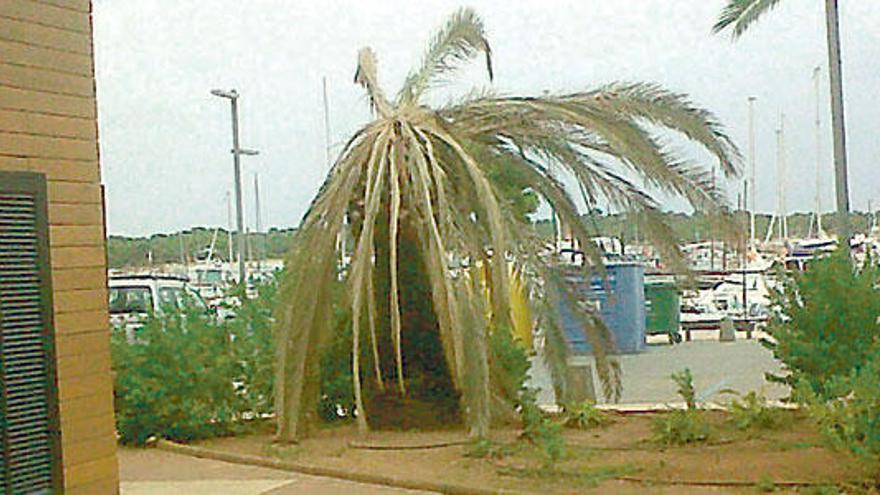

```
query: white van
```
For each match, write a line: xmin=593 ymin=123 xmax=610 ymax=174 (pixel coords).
xmin=108 ymin=274 xmax=210 ymax=339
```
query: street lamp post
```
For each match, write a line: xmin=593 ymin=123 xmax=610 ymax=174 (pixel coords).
xmin=211 ymin=89 xmax=259 ymax=284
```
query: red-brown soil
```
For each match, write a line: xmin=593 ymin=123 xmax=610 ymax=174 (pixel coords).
xmin=196 ymin=410 xmax=873 ymax=494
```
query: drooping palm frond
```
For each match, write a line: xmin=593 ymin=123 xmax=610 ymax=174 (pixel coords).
xmin=397 ymin=7 xmax=492 ymax=107
xmin=275 ymin=9 xmax=742 ymax=442
xmin=713 ymin=0 xmax=783 ymax=38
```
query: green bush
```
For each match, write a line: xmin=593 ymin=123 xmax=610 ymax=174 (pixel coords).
xmin=799 ymin=342 xmax=880 ymax=473
xmin=727 ymin=392 xmax=785 ymax=431
xmin=764 ymin=251 xmax=880 ymax=399
xmin=111 ymin=271 xmax=363 ymax=444
xmin=111 ymin=299 xmax=245 ymax=445
xmin=318 ymin=285 xmax=354 ymax=422
xmin=111 ymin=279 xmax=279 ymax=445
xmin=227 ymin=279 xmax=278 ymax=417
xmin=490 ymin=323 xmax=532 ymax=407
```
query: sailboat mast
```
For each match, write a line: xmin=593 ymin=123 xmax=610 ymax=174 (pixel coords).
xmin=747 ymin=97 xmax=757 ymax=247
xmin=778 ymin=113 xmax=788 ymax=240
xmin=813 ymin=66 xmax=824 ymax=237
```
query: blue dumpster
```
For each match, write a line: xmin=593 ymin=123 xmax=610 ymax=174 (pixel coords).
xmin=558 ymin=262 xmax=646 ymax=354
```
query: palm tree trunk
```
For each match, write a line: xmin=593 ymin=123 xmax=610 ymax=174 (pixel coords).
xmin=824 ymin=0 xmax=851 ymax=243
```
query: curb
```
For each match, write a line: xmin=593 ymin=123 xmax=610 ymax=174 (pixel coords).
xmin=155 ymin=439 xmax=530 ymax=495
xmin=156 ymin=438 xmax=858 ymax=492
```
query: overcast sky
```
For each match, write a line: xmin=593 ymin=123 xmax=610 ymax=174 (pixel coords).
xmin=92 ymin=0 xmax=880 ymax=237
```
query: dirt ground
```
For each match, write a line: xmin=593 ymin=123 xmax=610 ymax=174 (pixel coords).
xmin=196 ymin=411 xmax=873 ymax=494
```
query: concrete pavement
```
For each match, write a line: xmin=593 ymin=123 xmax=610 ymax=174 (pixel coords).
xmin=530 ymin=338 xmax=788 ymax=406
xmin=119 ymin=447 xmax=434 ymax=495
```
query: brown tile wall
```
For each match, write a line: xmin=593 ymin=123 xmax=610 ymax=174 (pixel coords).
xmin=0 ymin=0 xmax=118 ymax=492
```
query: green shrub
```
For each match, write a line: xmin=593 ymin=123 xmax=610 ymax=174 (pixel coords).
xmin=728 ymin=391 xmax=785 ymax=431
xmin=799 ymin=342 xmax=880 ymax=473
xmin=563 ymin=400 xmax=611 ymax=430
xmin=111 ymin=299 xmax=244 ymax=445
xmin=490 ymin=323 xmax=531 ymax=407
xmin=111 ymin=270 xmax=364 ymax=444
xmin=227 ymin=280 xmax=278 ymax=417
xmin=651 ymin=409 xmax=710 ymax=446
xmin=764 ymin=250 xmax=880 ymax=400
xmin=519 ymin=388 xmax=566 ymax=466
xmin=318 ymin=290 xmax=354 ymax=421
xmin=111 ymin=279 xmax=279 ymax=445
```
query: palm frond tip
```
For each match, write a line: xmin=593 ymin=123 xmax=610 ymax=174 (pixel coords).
xmin=713 ymin=0 xmax=783 ymax=38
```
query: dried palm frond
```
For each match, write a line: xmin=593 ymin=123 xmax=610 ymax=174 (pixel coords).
xmin=275 ymin=8 xmax=741 ymax=442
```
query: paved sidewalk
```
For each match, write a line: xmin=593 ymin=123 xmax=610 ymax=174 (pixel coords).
xmin=530 ymin=338 xmax=787 ymax=406
xmin=119 ymin=447 xmax=433 ymax=494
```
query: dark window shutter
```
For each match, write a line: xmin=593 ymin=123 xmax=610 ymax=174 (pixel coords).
xmin=0 ymin=172 xmax=63 ymax=495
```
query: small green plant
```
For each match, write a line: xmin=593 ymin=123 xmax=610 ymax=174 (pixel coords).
xmin=728 ymin=391 xmax=786 ymax=431
xmin=652 ymin=368 xmax=710 ymax=446
xmin=651 ymin=409 xmax=710 ymax=446
xmin=519 ymin=388 xmax=566 ymax=466
xmin=799 ymin=485 xmax=839 ymax=495
xmin=563 ymin=400 xmax=611 ymax=429
xmin=463 ymin=438 xmax=514 ymax=459
xmin=672 ymin=368 xmax=696 ymax=409
xmin=756 ymin=473 xmax=777 ymax=492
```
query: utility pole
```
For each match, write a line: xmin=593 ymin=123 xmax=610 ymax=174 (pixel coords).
xmin=824 ymin=0 xmax=851 ymax=244
xmin=226 ymin=191 xmax=234 ymax=265
xmin=211 ymin=89 xmax=259 ymax=284
xmin=747 ymin=96 xmax=757 ymax=248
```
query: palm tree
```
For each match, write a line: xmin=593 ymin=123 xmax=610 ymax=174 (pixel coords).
xmin=274 ymin=8 xmax=741 ymax=442
xmin=713 ymin=0 xmax=851 ymax=242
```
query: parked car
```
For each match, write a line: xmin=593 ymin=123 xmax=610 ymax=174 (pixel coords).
xmin=108 ymin=274 xmax=210 ymax=340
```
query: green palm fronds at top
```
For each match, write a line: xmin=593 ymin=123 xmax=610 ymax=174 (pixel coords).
xmin=274 ymin=7 xmax=742 ymax=442
xmin=713 ymin=0 xmax=784 ymax=37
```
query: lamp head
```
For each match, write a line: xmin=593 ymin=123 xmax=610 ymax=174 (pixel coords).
xmin=210 ymin=89 xmax=238 ymax=99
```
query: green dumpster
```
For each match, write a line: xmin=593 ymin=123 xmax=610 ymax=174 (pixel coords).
xmin=645 ymin=276 xmax=681 ymax=344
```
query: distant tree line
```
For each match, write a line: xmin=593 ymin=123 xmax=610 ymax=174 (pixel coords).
xmin=107 ymin=226 xmax=297 ymax=269
xmin=108 ymin=212 xmax=877 ymax=269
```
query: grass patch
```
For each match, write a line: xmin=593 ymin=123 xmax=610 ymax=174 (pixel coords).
xmin=563 ymin=400 xmax=612 ymax=430
xmin=651 ymin=410 xmax=711 ymax=446
xmin=727 ymin=392 xmax=787 ymax=431
xmin=756 ymin=473 xmax=777 ymax=492
xmin=463 ymin=439 xmax=522 ymax=459
xmin=496 ymin=463 xmax=639 ymax=487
